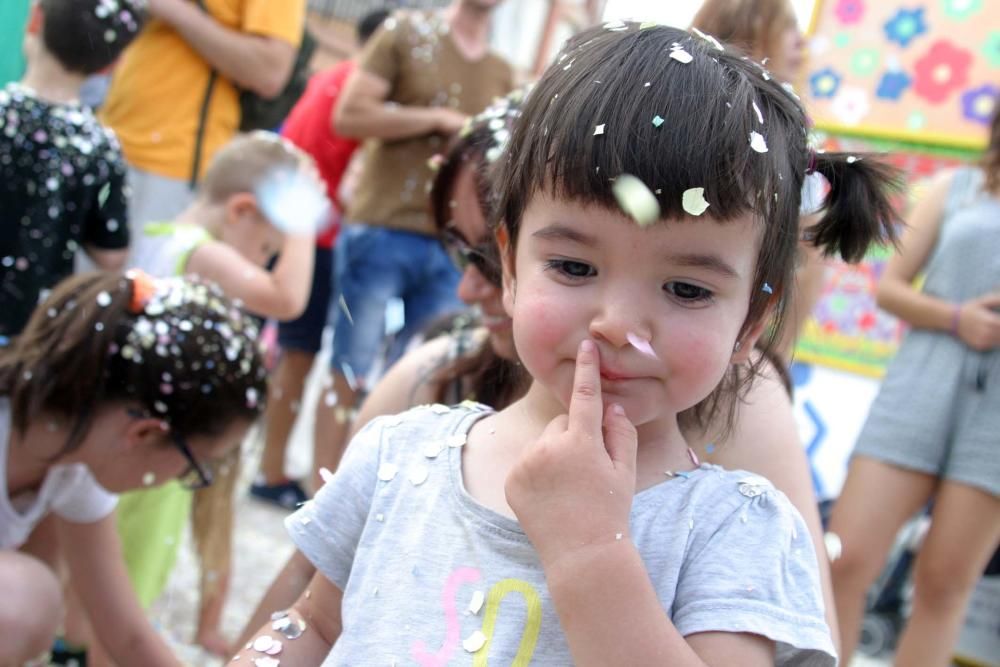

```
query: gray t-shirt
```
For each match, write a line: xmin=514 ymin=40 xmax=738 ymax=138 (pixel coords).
xmin=287 ymin=403 xmax=836 ymax=666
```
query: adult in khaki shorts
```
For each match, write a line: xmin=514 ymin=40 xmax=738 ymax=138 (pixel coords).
xmin=101 ymin=0 xmax=306 ymax=229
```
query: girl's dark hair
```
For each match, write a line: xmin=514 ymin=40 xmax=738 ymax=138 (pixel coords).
xmin=493 ymin=24 xmax=901 ymax=432
xmin=982 ymin=106 xmax=1000 ymax=194
xmin=40 ymin=0 xmax=146 ymax=76
xmin=0 ymin=272 xmax=267 ymax=457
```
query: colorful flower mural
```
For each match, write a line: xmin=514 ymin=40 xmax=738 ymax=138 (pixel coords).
xmin=983 ymin=31 xmax=1000 ymax=67
xmin=884 ymin=7 xmax=928 ymax=47
xmin=834 ymin=0 xmax=865 ymax=24
xmin=810 ymin=67 xmax=843 ymax=99
xmin=960 ymin=84 xmax=998 ymax=123
xmin=912 ymin=40 xmax=972 ymax=103
xmin=830 ymin=86 xmax=870 ymax=125
xmin=876 ymin=71 xmax=912 ymax=100
xmin=941 ymin=0 xmax=982 ymax=21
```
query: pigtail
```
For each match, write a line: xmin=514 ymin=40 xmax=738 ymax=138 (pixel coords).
xmin=807 ymin=152 xmax=903 ymax=263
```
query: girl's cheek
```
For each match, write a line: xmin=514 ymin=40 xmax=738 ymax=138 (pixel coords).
xmin=512 ymin=291 xmax=575 ymax=369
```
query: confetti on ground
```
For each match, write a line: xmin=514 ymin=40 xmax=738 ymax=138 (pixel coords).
xmin=468 ymin=590 xmax=485 ymax=615
xmin=463 ymin=630 xmax=487 ymax=653
xmin=594 ymin=123 xmax=606 ymax=135
xmin=626 ymin=331 xmax=658 ymax=358
xmin=749 ymin=131 xmax=768 ymax=153
xmin=682 ymin=187 xmax=710 ymax=216
xmin=612 ymin=174 xmax=660 ymax=227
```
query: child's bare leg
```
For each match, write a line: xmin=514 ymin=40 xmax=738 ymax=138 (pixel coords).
xmin=0 ymin=552 xmax=62 ymax=665
xmin=260 ymin=350 xmax=316 ymax=485
xmin=310 ymin=369 xmax=357 ymax=492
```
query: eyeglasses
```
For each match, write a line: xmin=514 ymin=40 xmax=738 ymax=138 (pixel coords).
xmin=127 ymin=408 xmax=214 ymax=490
xmin=440 ymin=229 xmax=502 ymax=286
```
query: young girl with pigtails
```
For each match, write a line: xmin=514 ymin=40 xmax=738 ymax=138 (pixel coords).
xmin=0 ymin=270 xmax=266 ymax=666
xmin=239 ymin=23 xmax=900 ymax=665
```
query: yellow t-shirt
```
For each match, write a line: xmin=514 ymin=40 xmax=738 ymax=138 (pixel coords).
xmin=101 ymin=0 xmax=305 ymax=181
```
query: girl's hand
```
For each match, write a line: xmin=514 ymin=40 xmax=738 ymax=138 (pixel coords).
xmin=505 ymin=340 xmax=638 ymax=569
xmin=956 ymin=292 xmax=1000 ymax=351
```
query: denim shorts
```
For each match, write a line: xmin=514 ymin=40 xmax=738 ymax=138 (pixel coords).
xmin=331 ymin=223 xmax=461 ymax=388
xmin=277 ymin=245 xmax=334 ymax=354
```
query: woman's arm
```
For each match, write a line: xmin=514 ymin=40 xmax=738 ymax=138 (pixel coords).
xmin=700 ymin=359 xmax=839 ymax=647
xmin=231 ymin=570 xmax=344 ymax=664
xmin=57 ymin=514 xmax=180 ymax=666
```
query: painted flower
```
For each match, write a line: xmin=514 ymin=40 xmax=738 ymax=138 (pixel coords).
xmin=876 ymin=71 xmax=912 ymax=100
xmin=834 ymin=32 xmax=851 ymax=49
xmin=884 ymin=8 xmax=927 ymax=48
xmin=851 ymin=48 xmax=880 ymax=76
xmin=834 ymin=0 xmax=865 ymax=25
xmin=960 ymin=84 xmax=999 ymax=124
xmin=907 ymin=110 xmax=927 ymax=130
xmin=831 ymin=86 xmax=870 ymax=125
xmin=913 ymin=40 xmax=972 ymax=104
xmin=810 ymin=67 xmax=843 ymax=99
xmin=983 ymin=31 xmax=1000 ymax=68
xmin=942 ymin=0 xmax=982 ymax=20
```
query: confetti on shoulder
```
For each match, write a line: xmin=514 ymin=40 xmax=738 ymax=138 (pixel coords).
xmin=612 ymin=174 xmax=660 ymax=227
xmin=682 ymin=187 xmax=710 ymax=216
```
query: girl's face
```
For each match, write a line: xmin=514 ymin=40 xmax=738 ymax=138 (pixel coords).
xmin=503 ymin=193 xmax=762 ymax=428
xmin=91 ymin=418 xmax=252 ymax=493
xmin=766 ymin=13 xmax=805 ymax=83
xmin=446 ymin=164 xmax=516 ymax=360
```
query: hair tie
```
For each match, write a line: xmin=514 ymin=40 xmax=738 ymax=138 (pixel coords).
xmin=127 ymin=269 xmax=157 ymax=314
xmin=805 ymin=150 xmax=818 ymax=175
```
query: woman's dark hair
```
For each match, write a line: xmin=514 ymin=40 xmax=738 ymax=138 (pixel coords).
xmin=0 ymin=272 xmax=267 ymax=458
xmin=425 ymin=93 xmax=528 ymax=409
xmin=493 ymin=24 xmax=900 ymax=432
xmin=40 ymin=0 xmax=146 ymax=76
xmin=982 ymin=106 xmax=1000 ymax=193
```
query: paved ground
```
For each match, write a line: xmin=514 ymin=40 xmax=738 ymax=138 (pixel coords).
xmin=152 ymin=355 xmax=892 ymax=666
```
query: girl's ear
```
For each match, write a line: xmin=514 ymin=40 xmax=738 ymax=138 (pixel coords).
xmin=26 ymin=4 xmax=43 ymax=35
xmin=732 ymin=317 xmax=768 ymax=364
xmin=224 ymin=192 xmax=260 ymax=225
xmin=123 ymin=416 xmax=169 ymax=452
xmin=495 ymin=226 xmax=516 ymax=317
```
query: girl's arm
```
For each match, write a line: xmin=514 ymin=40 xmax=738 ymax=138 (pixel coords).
xmin=56 ymin=514 xmax=180 ymax=666
xmin=878 ymin=170 xmax=1000 ymax=349
xmin=700 ymin=359 xmax=839 ymax=646
xmin=186 ymin=233 xmax=315 ymax=321
xmin=232 ymin=569 xmax=344 ymax=664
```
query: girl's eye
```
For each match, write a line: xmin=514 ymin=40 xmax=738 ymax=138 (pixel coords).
xmin=665 ymin=281 xmax=713 ymax=302
xmin=544 ymin=259 xmax=596 ymax=279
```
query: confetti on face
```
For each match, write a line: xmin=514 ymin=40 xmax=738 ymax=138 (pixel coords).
xmin=682 ymin=187 xmax=710 ymax=216
xmin=612 ymin=174 xmax=660 ymax=227
xmin=463 ymin=630 xmax=487 ymax=653
xmin=593 ymin=123 xmax=606 ymax=136
xmin=749 ymin=131 xmax=769 ymax=153
xmin=669 ymin=48 xmax=693 ymax=64
xmin=626 ymin=331 xmax=658 ymax=359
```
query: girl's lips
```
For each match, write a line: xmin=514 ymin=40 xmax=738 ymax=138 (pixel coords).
xmin=600 ymin=368 xmax=637 ymax=382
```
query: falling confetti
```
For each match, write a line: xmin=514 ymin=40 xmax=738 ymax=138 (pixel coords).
xmin=338 ymin=295 xmax=354 ymax=325
xmin=749 ymin=131 xmax=768 ymax=153
xmin=681 ymin=187 xmax=710 ymax=216
xmin=612 ymin=174 xmax=660 ymax=227
xmin=626 ymin=331 xmax=658 ymax=359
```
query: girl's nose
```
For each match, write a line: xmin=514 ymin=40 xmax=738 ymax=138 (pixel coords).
xmin=588 ymin=301 xmax=651 ymax=350
xmin=456 ymin=265 xmax=498 ymax=306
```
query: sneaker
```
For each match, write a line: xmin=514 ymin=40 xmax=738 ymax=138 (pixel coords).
xmin=250 ymin=479 xmax=309 ymax=510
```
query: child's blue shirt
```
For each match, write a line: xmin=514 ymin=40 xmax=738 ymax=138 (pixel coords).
xmin=287 ymin=402 xmax=837 ymax=666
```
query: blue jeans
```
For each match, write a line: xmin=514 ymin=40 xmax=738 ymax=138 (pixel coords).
xmin=331 ymin=224 xmax=461 ymax=388
xmin=277 ymin=245 xmax=334 ymax=354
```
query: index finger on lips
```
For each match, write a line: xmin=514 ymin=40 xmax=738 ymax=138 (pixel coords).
xmin=567 ymin=339 xmax=604 ymax=437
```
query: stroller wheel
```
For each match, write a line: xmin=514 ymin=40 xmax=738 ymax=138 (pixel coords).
xmin=859 ymin=613 xmax=899 ymax=657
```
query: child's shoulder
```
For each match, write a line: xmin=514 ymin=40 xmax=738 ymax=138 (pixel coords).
xmin=355 ymin=401 xmax=493 ymax=460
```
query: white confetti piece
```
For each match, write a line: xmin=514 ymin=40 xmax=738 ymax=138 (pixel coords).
xmin=430 ymin=404 xmax=451 ymax=414
xmin=682 ymin=187 xmax=710 ymax=216
xmin=142 ymin=472 xmax=155 ymax=486
xmin=593 ymin=123 xmax=606 ymax=135
xmin=447 ymin=433 xmax=467 ymax=448
xmin=615 ymin=532 xmax=623 ymax=540
xmin=338 ymin=295 xmax=354 ymax=326
xmin=639 ymin=20 xmax=658 ymax=29
xmin=424 ymin=441 xmax=445 ymax=458
xmin=752 ymin=101 xmax=764 ymax=124
xmin=626 ymin=331 xmax=658 ymax=358
xmin=669 ymin=49 xmax=693 ymax=64
xmin=253 ymin=658 xmax=279 ymax=667
xmin=749 ymin=131 xmax=768 ymax=153
xmin=824 ymin=532 xmax=843 ymax=562
xmin=252 ymin=636 xmax=274 ymax=652
xmin=377 ymin=463 xmax=399 ymax=482
xmin=612 ymin=174 xmax=660 ymax=227
xmin=408 ymin=465 xmax=429 ymax=486
xmin=376 ymin=513 xmax=385 ymax=522
xmin=846 ymin=155 xmax=860 ymax=164
xmin=318 ymin=467 xmax=335 ymax=485
xmin=463 ymin=630 xmax=487 ymax=653
xmin=265 ymin=640 xmax=283 ymax=656
xmin=468 ymin=590 xmax=485 ymax=615
xmin=96 ymin=291 xmax=112 ymax=307
xmin=691 ymin=26 xmax=724 ymax=50
xmin=651 ymin=114 xmax=664 ymax=127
